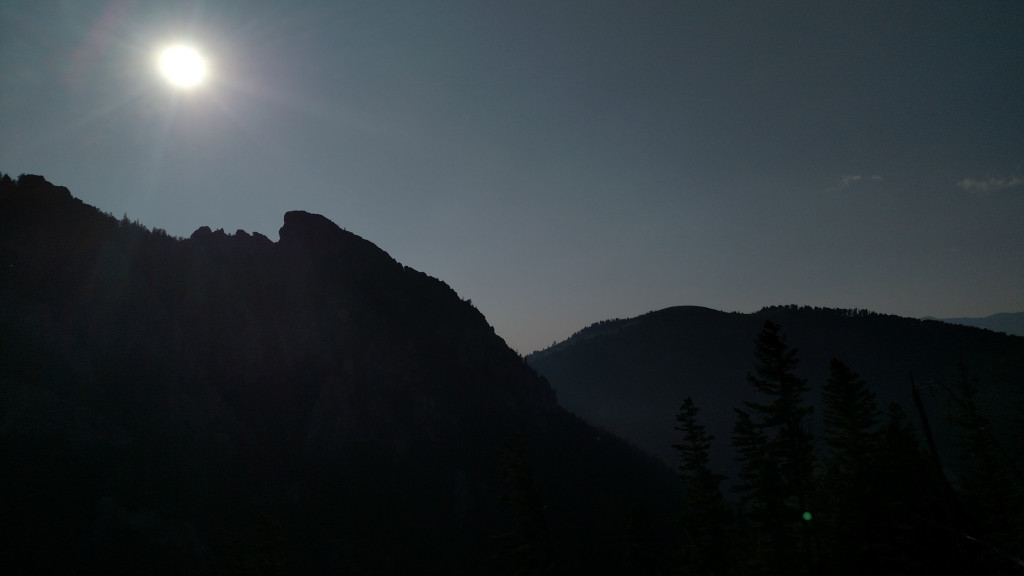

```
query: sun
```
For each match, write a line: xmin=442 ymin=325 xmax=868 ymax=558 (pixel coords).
xmin=157 ymin=44 xmax=208 ymax=89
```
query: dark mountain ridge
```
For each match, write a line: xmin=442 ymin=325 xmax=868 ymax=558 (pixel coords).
xmin=0 ymin=174 xmax=678 ymax=574
xmin=528 ymin=305 xmax=1024 ymax=481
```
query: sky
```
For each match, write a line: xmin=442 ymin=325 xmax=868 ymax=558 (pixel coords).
xmin=2 ymin=1 xmax=1023 ymax=354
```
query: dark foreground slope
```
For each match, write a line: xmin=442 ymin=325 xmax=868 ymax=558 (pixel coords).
xmin=0 ymin=175 xmax=678 ymax=574
xmin=528 ymin=305 xmax=1024 ymax=477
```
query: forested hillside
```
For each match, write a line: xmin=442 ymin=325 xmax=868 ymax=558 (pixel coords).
xmin=530 ymin=305 xmax=1024 ymax=573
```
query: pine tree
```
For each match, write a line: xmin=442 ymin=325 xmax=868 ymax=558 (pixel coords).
xmin=733 ymin=321 xmax=815 ymax=574
xmin=818 ymin=358 xmax=881 ymax=573
xmin=675 ymin=397 xmax=717 ymax=481
xmin=732 ymin=409 xmax=776 ymax=513
xmin=673 ymin=397 xmax=728 ymax=575
xmin=822 ymin=358 xmax=880 ymax=466
xmin=733 ymin=406 xmax=796 ymax=574
xmin=745 ymin=323 xmax=815 ymax=499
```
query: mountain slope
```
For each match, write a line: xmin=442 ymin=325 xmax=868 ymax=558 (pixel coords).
xmin=0 ymin=174 xmax=678 ymax=574
xmin=527 ymin=305 xmax=1024 ymax=481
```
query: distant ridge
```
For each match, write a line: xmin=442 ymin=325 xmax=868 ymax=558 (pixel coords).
xmin=926 ymin=311 xmax=1024 ymax=337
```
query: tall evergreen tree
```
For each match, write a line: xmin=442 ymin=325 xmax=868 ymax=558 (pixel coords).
xmin=745 ymin=323 xmax=815 ymax=499
xmin=733 ymin=321 xmax=815 ymax=574
xmin=731 ymin=407 xmax=783 ymax=574
xmin=818 ymin=358 xmax=881 ymax=574
xmin=732 ymin=409 xmax=774 ymax=509
xmin=673 ymin=397 xmax=728 ymax=575
xmin=674 ymin=397 xmax=718 ymax=481
xmin=822 ymin=358 xmax=880 ymax=466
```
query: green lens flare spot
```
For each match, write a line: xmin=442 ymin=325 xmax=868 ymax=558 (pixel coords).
xmin=802 ymin=511 xmax=813 ymax=521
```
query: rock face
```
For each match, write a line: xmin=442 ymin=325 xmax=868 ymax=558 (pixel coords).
xmin=0 ymin=175 xmax=677 ymax=574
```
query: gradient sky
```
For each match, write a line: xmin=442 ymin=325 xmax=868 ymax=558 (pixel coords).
xmin=3 ymin=1 xmax=1023 ymax=353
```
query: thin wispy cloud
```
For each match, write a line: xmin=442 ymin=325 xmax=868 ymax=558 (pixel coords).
xmin=830 ymin=174 xmax=883 ymax=191
xmin=956 ymin=176 xmax=1024 ymax=194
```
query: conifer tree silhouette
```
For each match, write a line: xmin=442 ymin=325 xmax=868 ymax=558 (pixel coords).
xmin=673 ymin=397 xmax=729 ymax=575
xmin=732 ymin=321 xmax=815 ymax=575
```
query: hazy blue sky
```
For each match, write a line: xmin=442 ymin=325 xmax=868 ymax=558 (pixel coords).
xmin=3 ymin=1 xmax=1022 ymax=353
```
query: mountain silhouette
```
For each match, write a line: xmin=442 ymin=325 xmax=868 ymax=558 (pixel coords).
xmin=527 ymin=305 xmax=1024 ymax=482
xmin=0 ymin=174 xmax=678 ymax=574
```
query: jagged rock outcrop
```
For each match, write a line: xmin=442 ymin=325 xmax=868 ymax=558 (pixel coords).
xmin=0 ymin=175 xmax=677 ymax=574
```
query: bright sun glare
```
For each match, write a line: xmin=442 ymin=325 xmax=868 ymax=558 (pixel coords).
xmin=157 ymin=45 xmax=208 ymax=89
